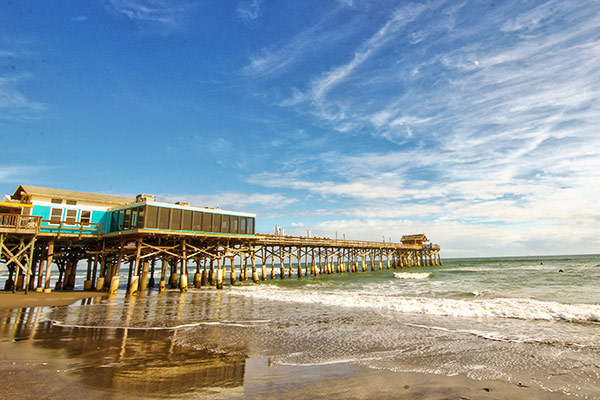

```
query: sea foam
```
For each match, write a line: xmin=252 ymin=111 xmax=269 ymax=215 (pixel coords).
xmin=394 ymin=272 xmax=431 ymax=280
xmin=230 ymin=286 xmax=600 ymax=323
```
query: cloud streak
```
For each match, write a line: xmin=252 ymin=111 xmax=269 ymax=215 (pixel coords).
xmin=107 ymin=0 xmax=195 ymax=29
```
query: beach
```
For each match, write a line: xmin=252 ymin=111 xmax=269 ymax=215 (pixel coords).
xmin=1 ymin=255 xmax=599 ymax=399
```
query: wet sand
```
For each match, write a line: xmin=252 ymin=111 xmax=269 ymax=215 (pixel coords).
xmin=0 ymin=291 xmax=105 ymax=310
xmin=0 ymin=291 xmax=574 ymax=399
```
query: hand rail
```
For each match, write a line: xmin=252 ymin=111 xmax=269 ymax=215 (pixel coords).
xmin=0 ymin=214 xmax=42 ymax=231
xmin=40 ymin=219 xmax=103 ymax=237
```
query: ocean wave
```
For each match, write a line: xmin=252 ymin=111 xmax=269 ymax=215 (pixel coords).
xmin=230 ymin=286 xmax=600 ymax=323
xmin=394 ymin=272 xmax=431 ymax=280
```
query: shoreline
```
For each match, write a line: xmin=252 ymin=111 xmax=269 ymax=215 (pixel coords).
xmin=0 ymin=291 xmax=106 ymax=311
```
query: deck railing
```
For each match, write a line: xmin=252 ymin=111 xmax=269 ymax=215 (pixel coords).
xmin=0 ymin=214 xmax=42 ymax=232
xmin=40 ymin=220 xmax=103 ymax=237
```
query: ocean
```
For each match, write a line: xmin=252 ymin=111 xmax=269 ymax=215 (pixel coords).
xmin=1 ymin=254 xmax=599 ymax=398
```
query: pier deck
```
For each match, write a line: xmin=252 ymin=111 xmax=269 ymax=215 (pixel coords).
xmin=1 ymin=216 xmax=441 ymax=296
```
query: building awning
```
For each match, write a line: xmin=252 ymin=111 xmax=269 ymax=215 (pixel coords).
xmin=0 ymin=201 xmax=33 ymax=208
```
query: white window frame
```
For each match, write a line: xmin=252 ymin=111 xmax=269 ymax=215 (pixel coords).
xmin=80 ymin=210 xmax=92 ymax=224
xmin=49 ymin=208 xmax=63 ymax=224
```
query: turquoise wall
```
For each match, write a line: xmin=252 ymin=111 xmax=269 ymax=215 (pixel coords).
xmin=31 ymin=204 xmax=110 ymax=234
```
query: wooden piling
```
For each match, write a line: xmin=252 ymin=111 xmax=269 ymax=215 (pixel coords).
xmin=140 ymin=260 xmax=149 ymax=292
xmin=43 ymin=239 xmax=54 ymax=292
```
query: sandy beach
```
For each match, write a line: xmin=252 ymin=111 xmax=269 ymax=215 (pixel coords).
xmin=0 ymin=285 xmax=584 ymax=399
xmin=0 ymin=291 xmax=106 ymax=311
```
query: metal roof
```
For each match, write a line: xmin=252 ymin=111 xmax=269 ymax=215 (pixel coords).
xmin=14 ymin=185 xmax=134 ymax=205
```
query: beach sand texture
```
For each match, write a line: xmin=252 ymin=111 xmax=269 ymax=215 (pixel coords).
xmin=1 ymin=255 xmax=599 ymax=399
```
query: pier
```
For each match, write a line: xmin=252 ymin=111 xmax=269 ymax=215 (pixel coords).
xmin=1 ymin=185 xmax=441 ymax=295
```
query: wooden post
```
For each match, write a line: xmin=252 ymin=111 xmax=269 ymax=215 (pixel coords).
xmin=169 ymin=259 xmax=178 ymax=289
xmin=251 ymin=254 xmax=259 ymax=283
xmin=43 ymin=240 xmax=54 ymax=292
xmin=96 ymin=240 xmax=106 ymax=291
xmin=180 ymin=240 xmax=188 ymax=292
xmin=149 ymin=258 xmax=156 ymax=288
xmin=194 ymin=259 xmax=202 ymax=288
xmin=279 ymin=250 xmax=285 ymax=279
xmin=209 ymin=258 xmax=215 ymax=285
xmin=159 ymin=257 xmax=168 ymax=293
xmin=216 ymin=257 xmax=224 ymax=289
xmin=297 ymin=248 xmax=302 ymax=279
xmin=140 ymin=260 xmax=149 ymax=292
xmin=201 ymin=259 xmax=208 ymax=286
xmin=24 ymin=237 xmax=36 ymax=294
xmin=91 ymin=252 xmax=99 ymax=289
xmin=229 ymin=257 xmax=236 ymax=285
xmin=84 ymin=257 xmax=93 ymax=290
xmin=110 ymin=243 xmax=125 ymax=296
xmin=270 ymin=250 xmax=275 ymax=279
xmin=261 ymin=248 xmax=267 ymax=281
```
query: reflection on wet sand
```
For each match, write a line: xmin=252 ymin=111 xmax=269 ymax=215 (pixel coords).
xmin=0 ymin=292 xmax=248 ymax=398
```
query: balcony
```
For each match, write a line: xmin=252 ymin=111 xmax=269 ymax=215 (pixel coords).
xmin=0 ymin=214 xmax=42 ymax=234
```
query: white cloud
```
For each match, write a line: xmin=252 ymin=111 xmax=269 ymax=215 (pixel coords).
xmin=160 ymin=192 xmax=298 ymax=211
xmin=107 ymin=0 xmax=195 ymax=29
xmin=236 ymin=0 xmax=262 ymax=22
xmin=0 ymin=75 xmax=46 ymax=119
xmin=310 ymin=3 xmax=430 ymax=102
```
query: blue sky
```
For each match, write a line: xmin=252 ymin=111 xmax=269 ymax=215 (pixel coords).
xmin=1 ymin=0 xmax=599 ymax=257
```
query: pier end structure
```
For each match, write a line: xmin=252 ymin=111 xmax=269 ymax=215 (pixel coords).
xmin=1 ymin=184 xmax=441 ymax=293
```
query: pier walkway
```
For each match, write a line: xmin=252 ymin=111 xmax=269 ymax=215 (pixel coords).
xmin=1 ymin=219 xmax=441 ymax=296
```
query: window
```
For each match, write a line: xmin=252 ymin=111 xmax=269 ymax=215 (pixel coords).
xmin=110 ymin=212 xmax=118 ymax=232
xmin=51 ymin=198 xmax=63 ymax=204
xmin=50 ymin=208 xmax=63 ymax=222
xmin=66 ymin=200 xmax=77 ymax=205
xmin=201 ymin=212 xmax=211 ymax=232
xmin=123 ymin=209 xmax=132 ymax=229
xmin=158 ymin=208 xmax=170 ymax=229
xmin=193 ymin=211 xmax=203 ymax=231
xmin=80 ymin=210 xmax=92 ymax=224
xmin=146 ymin=206 xmax=158 ymax=228
xmin=212 ymin=214 xmax=221 ymax=232
xmin=172 ymin=208 xmax=182 ymax=230
xmin=221 ymin=215 xmax=229 ymax=233
xmin=240 ymin=217 xmax=246 ymax=233
xmin=232 ymin=216 xmax=239 ymax=234
xmin=182 ymin=210 xmax=193 ymax=231
xmin=65 ymin=209 xmax=77 ymax=223
xmin=136 ymin=207 xmax=145 ymax=228
xmin=247 ymin=218 xmax=254 ymax=234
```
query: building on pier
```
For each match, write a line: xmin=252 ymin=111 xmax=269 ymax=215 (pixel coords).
xmin=6 ymin=185 xmax=256 ymax=237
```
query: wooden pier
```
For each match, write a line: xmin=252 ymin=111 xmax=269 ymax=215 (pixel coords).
xmin=0 ymin=185 xmax=441 ymax=296
xmin=0 ymin=222 xmax=441 ymax=296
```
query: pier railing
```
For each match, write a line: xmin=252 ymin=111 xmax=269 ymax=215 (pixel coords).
xmin=255 ymin=234 xmax=424 ymax=250
xmin=0 ymin=214 xmax=41 ymax=233
xmin=40 ymin=220 xmax=103 ymax=238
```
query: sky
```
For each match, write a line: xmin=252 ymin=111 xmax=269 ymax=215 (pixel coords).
xmin=1 ymin=0 xmax=599 ymax=257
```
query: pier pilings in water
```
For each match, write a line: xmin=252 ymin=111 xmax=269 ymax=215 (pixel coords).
xmin=0 ymin=231 xmax=441 ymax=295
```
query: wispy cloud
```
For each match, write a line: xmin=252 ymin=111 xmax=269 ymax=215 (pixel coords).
xmin=0 ymin=39 xmax=45 ymax=120
xmin=160 ymin=191 xmax=298 ymax=211
xmin=236 ymin=0 xmax=263 ymax=23
xmin=0 ymin=165 xmax=43 ymax=184
xmin=309 ymin=2 xmax=431 ymax=102
xmin=107 ymin=0 xmax=195 ymax=30
xmin=242 ymin=7 xmax=362 ymax=78
xmin=0 ymin=75 xmax=45 ymax=118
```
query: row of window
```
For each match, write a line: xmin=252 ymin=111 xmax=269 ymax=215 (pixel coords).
xmin=109 ymin=205 xmax=255 ymax=235
xmin=49 ymin=208 xmax=92 ymax=224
